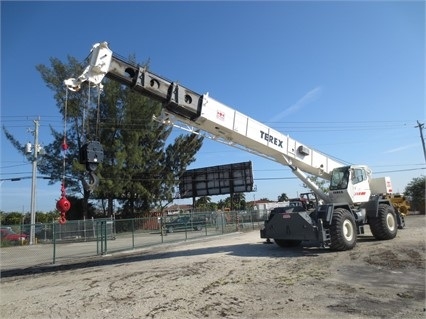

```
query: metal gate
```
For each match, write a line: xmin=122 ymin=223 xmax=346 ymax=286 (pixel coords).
xmin=96 ymin=219 xmax=114 ymax=255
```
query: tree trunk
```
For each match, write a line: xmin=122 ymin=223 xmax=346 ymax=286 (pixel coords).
xmin=83 ymin=189 xmax=90 ymax=220
xmin=108 ymin=197 xmax=114 ymax=216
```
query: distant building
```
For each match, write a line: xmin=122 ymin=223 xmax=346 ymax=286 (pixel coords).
xmin=247 ymin=200 xmax=290 ymax=220
xmin=163 ymin=204 xmax=193 ymax=215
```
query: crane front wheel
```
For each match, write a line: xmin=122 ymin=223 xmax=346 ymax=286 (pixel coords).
xmin=330 ymin=208 xmax=357 ymax=251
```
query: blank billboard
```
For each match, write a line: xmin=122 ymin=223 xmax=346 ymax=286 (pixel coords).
xmin=179 ymin=161 xmax=253 ymax=198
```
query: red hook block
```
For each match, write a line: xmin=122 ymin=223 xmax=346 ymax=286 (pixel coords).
xmin=56 ymin=197 xmax=71 ymax=213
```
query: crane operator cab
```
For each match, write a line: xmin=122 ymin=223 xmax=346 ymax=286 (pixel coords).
xmin=329 ymin=165 xmax=372 ymax=205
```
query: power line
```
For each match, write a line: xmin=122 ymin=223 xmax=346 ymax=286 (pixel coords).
xmin=6 ymin=167 xmax=423 ymax=183
xmin=0 ymin=176 xmax=52 ymax=182
xmin=0 ymin=172 xmax=33 ymax=176
xmin=375 ymin=167 xmax=426 ymax=174
xmin=1 ymin=115 xmax=61 ymax=119
xmin=0 ymin=163 xmax=30 ymax=170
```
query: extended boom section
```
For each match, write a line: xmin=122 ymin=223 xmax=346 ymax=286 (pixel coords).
xmin=64 ymin=42 xmax=343 ymax=182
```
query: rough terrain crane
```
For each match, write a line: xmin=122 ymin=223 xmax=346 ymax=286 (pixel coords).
xmin=65 ymin=42 xmax=405 ymax=251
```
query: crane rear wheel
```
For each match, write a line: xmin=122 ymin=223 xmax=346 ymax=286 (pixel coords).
xmin=369 ymin=204 xmax=397 ymax=240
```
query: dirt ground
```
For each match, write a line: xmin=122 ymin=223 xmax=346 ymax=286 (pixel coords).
xmin=1 ymin=215 xmax=425 ymax=319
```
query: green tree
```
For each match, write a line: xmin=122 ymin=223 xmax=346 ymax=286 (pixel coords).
xmin=194 ymin=196 xmax=217 ymax=211
xmin=223 ymin=197 xmax=232 ymax=210
xmin=404 ymin=176 xmax=425 ymax=214
xmin=35 ymin=211 xmax=58 ymax=223
xmin=4 ymin=54 xmax=203 ymax=219
xmin=195 ymin=196 xmax=211 ymax=211
xmin=2 ymin=212 xmax=24 ymax=225
xmin=158 ymin=133 xmax=203 ymax=212
xmin=217 ymin=199 xmax=226 ymax=210
xmin=278 ymin=193 xmax=289 ymax=201
xmin=222 ymin=193 xmax=246 ymax=211
xmin=232 ymin=193 xmax=246 ymax=210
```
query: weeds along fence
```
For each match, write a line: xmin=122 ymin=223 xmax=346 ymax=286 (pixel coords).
xmin=0 ymin=210 xmax=268 ymax=271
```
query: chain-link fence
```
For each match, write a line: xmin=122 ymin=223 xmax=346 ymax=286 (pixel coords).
xmin=0 ymin=210 xmax=268 ymax=271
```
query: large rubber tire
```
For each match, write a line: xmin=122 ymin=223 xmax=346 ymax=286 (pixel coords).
xmin=274 ymin=239 xmax=302 ymax=248
xmin=330 ymin=208 xmax=357 ymax=251
xmin=369 ymin=204 xmax=397 ymax=240
xmin=167 ymin=226 xmax=174 ymax=233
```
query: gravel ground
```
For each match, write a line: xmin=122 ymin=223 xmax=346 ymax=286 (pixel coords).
xmin=1 ymin=215 xmax=425 ymax=319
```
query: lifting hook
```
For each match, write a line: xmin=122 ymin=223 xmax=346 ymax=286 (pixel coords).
xmin=81 ymin=170 xmax=100 ymax=193
xmin=79 ymin=141 xmax=103 ymax=193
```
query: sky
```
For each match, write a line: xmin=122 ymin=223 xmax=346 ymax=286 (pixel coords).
xmin=1 ymin=1 xmax=425 ymax=213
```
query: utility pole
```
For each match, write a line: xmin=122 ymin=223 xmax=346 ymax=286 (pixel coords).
xmin=29 ymin=118 xmax=40 ymax=245
xmin=415 ymin=120 xmax=426 ymax=163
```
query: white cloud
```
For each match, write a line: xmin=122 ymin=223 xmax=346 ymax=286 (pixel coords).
xmin=269 ymin=86 xmax=323 ymax=122
xmin=384 ymin=143 xmax=418 ymax=154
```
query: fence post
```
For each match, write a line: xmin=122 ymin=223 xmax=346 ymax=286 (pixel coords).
xmin=110 ymin=216 xmax=115 ymax=239
xmin=96 ymin=221 xmax=100 ymax=255
xmin=52 ymin=222 xmax=56 ymax=264
xmin=160 ymin=217 xmax=164 ymax=243
xmin=103 ymin=221 xmax=107 ymax=254
xmin=132 ymin=219 xmax=135 ymax=249
xmin=92 ymin=217 xmax=96 ymax=241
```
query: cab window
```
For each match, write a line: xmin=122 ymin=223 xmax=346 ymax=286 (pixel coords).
xmin=351 ymin=168 xmax=366 ymax=184
xmin=330 ymin=168 xmax=349 ymax=190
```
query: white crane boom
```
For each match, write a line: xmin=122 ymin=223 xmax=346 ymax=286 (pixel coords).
xmin=65 ymin=42 xmax=346 ymax=201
